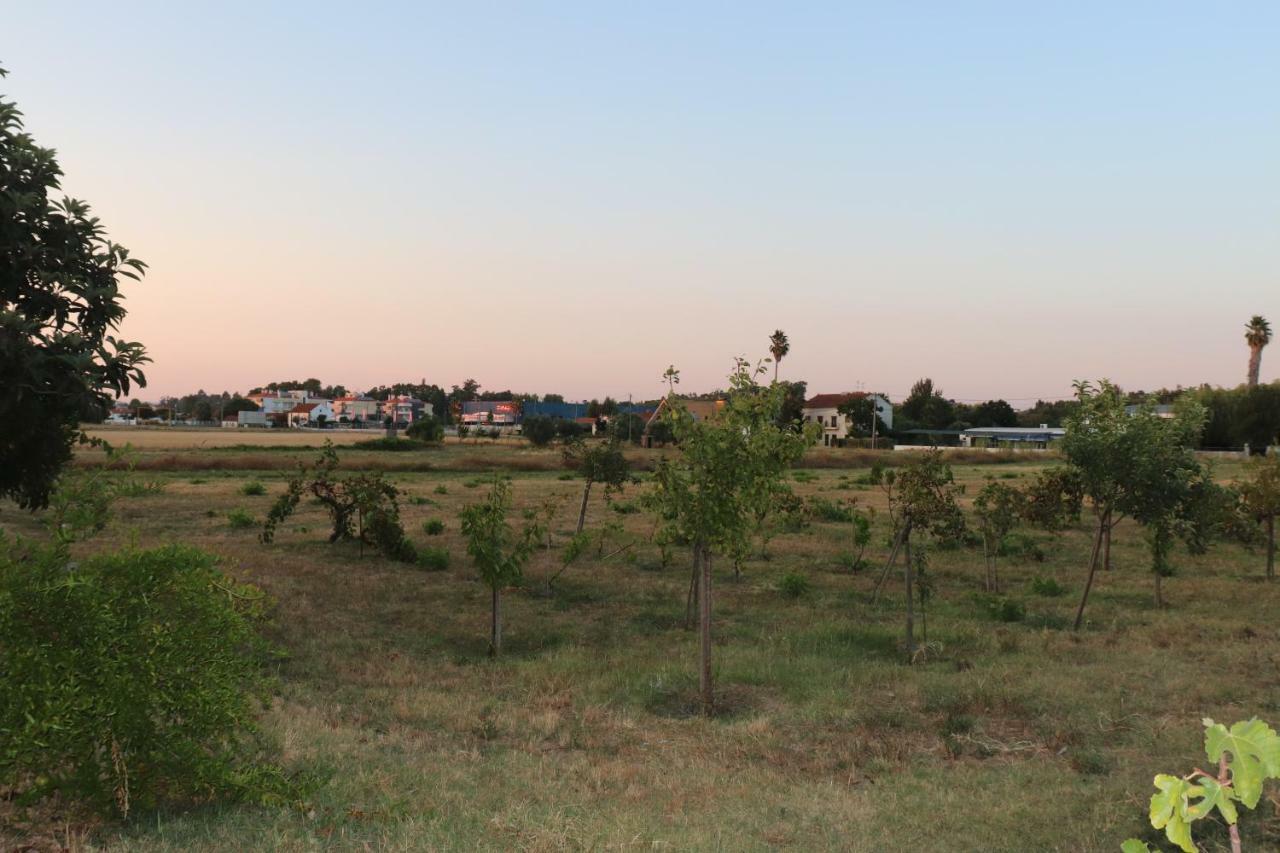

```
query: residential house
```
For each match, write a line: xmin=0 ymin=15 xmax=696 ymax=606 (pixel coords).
xmin=249 ymin=389 xmax=328 ymax=415
xmin=802 ymin=393 xmax=894 ymax=447
xmin=287 ymin=401 xmax=334 ymax=428
xmin=332 ymin=395 xmax=381 ymax=423
xmin=383 ymin=395 xmax=432 ymax=426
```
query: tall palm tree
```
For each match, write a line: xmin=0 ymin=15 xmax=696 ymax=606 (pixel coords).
xmin=1247 ymin=315 xmax=1272 ymax=388
xmin=768 ymin=330 xmax=790 ymax=382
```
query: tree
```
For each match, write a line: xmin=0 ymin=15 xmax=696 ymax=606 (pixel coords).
xmin=563 ymin=435 xmax=631 ymax=534
xmin=768 ymin=330 xmax=790 ymax=382
xmin=1246 ymin=315 xmax=1272 ymax=388
xmin=405 ymin=414 xmax=444 ymax=443
xmin=870 ymin=450 xmax=965 ymax=660
xmin=837 ymin=394 xmax=890 ymax=439
xmin=899 ymin=378 xmax=956 ymax=431
xmin=973 ymin=479 xmax=1022 ymax=593
xmin=193 ymin=400 xmax=214 ymax=423
xmin=969 ymin=399 xmax=1018 ymax=428
xmin=1062 ymin=382 xmax=1207 ymax=627
xmin=521 ymin=415 xmax=558 ymax=447
xmin=459 ymin=476 xmax=540 ymax=656
xmin=645 ymin=359 xmax=817 ymax=714
xmin=1237 ymin=454 xmax=1280 ymax=580
xmin=1 ymin=65 xmax=148 ymax=508
xmin=776 ymin=380 xmax=808 ymax=431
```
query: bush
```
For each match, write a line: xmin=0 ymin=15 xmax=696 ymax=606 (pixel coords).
xmin=407 ymin=495 xmax=433 ymax=506
xmin=416 ymin=546 xmax=450 ymax=571
xmin=522 ymin=416 xmax=557 ymax=447
xmin=1029 ymin=575 xmax=1067 ymax=597
xmin=405 ymin=415 xmax=444 ymax=444
xmin=353 ymin=437 xmax=420 ymax=451
xmin=807 ymin=496 xmax=853 ymax=523
xmin=240 ymin=480 xmax=266 ymax=496
xmin=228 ymin=507 xmax=256 ymax=528
xmin=777 ymin=571 xmax=811 ymax=598
xmin=986 ymin=596 xmax=1026 ymax=623
xmin=0 ymin=543 xmax=288 ymax=816
xmin=434 ymin=484 xmax=449 ymax=495
xmin=998 ymin=532 xmax=1045 ymax=562
xmin=556 ymin=420 xmax=585 ymax=441
xmin=611 ymin=501 xmax=640 ymax=515
xmin=423 ymin=518 xmax=445 ymax=535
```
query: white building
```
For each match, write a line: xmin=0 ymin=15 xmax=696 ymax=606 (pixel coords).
xmin=287 ymin=401 xmax=334 ymax=427
xmin=802 ymin=393 xmax=894 ymax=447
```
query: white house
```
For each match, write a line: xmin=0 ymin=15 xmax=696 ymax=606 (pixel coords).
xmin=802 ymin=393 xmax=894 ymax=447
xmin=287 ymin=401 xmax=334 ymax=427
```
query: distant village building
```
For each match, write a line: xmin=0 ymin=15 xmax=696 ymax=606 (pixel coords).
xmin=287 ymin=401 xmax=333 ymax=427
xmin=461 ymin=401 xmax=520 ymax=425
xmin=961 ymin=426 xmax=1064 ymax=449
xmin=331 ymin=396 xmax=381 ymax=422
xmin=801 ymin=393 xmax=894 ymax=447
xmin=641 ymin=398 xmax=726 ymax=447
xmin=383 ymin=395 xmax=431 ymax=426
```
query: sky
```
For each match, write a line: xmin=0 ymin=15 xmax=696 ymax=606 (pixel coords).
xmin=5 ymin=2 xmax=1278 ymax=404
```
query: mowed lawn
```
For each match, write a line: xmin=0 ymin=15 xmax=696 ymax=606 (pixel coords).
xmin=4 ymin=449 xmax=1277 ymax=851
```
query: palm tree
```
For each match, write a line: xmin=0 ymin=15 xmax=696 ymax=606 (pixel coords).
xmin=1247 ymin=316 xmax=1272 ymax=388
xmin=768 ymin=330 xmax=790 ymax=382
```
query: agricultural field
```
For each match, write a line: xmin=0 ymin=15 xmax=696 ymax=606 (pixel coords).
xmin=3 ymin=445 xmax=1276 ymax=851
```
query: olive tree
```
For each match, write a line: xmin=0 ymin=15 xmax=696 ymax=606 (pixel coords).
xmin=1 ymin=65 xmax=149 ymax=508
xmin=646 ymin=358 xmax=817 ymax=714
xmin=460 ymin=476 xmax=541 ymax=656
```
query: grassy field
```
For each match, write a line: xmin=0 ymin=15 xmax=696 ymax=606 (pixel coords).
xmin=4 ymin=446 xmax=1277 ymax=851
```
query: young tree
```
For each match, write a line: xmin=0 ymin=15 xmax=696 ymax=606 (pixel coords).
xmin=459 ymin=477 xmax=540 ymax=656
xmin=1246 ymin=315 xmax=1272 ymax=388
xmin=563 ymin=435 xmax=631 ymax=534
xmin=973 ymin=479 xmax=1023 ymax=593
xmin=1237 ymin=454 xmax=1280 ymax=580
xmin=870 ymin=450 xmax=965 ymax=661
xmin=1062 ymin=382 xmax=1207 ymax=628
xmin=405 ymin=414 xmax=444 ymax=443
xmin=1 ymin=65 xmax=149 ymax=508
xmin=521 ymin=415 xmax=558 ymax=447
xmin=646 ymin=359 xmax=818 ymax=714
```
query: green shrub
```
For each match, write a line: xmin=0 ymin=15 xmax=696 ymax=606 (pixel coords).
xmin=807 ymin=496 xmax=852 ymax=523
xmin=986 ymin=596 xmax=1026 ymax=623
xmin=353 ymin=437 xmax=420 ymax=451
xmin=434 ymin=484 xmax=449 ymax=495
xmin=557 ymin=472 xmax=575 ymax=481
xmin=416 ymin=546 xmax=450 ymax=571
xmin=405 ymin=415 xmax=444 ymax=444
xmin=611 ymin=501 xmax=640 ymax=515
xmin=1029 ymin=575 xmax=1067 ymax=597
xmin=998 ymin=532 xmax=1045 ymax=562
xmin=791 ymin=470 xmax=817 ymax=483
xmin=464 ymin=479 xmax=482 ymax=489
xmin=407 ymin=495 xmax=433 ymax=506
xmin=522 ymin=415 xmax=558 ymax=447
xmin=423 ymin=518 xmax=445 ymax=535
xmin=836 ymin=551 xmax=866 ymax=572
xmin=777 ymin=571 xmax=810 ymax=598
xmin=0 ymin=542 xmax=289 ymax=816
xmin=189 ymin=478 xmax=207 ymax=485
xmin=228 ymin=507 xmax=256 ymax=529
xmin=240 ymin=480 xmax=266 ymax=496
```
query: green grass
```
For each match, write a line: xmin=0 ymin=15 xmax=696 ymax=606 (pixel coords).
xmin=2 ymin=454 xmax=1274 ymax=850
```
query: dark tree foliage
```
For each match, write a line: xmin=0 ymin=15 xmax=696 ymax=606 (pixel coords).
xmin=1 ymin=66 xmax=148 ymax=507
xmin=776 ymin=380 xmax=808 ymax=430
xmin=405 ymin=414 xmax=444 ymax=443
xmin=521 ymin=415 xmax=558 ymax=447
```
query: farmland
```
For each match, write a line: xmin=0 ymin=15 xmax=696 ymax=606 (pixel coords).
xmin=3 ymin=441 xmax=1274 ymax=851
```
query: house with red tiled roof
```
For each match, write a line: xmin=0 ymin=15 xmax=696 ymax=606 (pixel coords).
xmin=287 ymin=400 xmax=334 ymax=428
xmin=802 ymin=393 xmax=893 ymax=447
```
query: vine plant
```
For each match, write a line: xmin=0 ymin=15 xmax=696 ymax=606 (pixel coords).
xmin=1123 ymin=717 xmax=1280 ymax=853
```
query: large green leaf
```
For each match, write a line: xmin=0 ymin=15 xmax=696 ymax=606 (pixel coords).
xmin=1149 ymin=774 xmax=1196 ymax=853
xmin=1203 ymin=717 xmax=1280 ymax=809
xmin=1120 ymin=841 xmax=1152 ymax=853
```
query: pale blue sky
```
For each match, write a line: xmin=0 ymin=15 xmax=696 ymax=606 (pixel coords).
xmin=5 ymin=2 xmax=1277 ymax=402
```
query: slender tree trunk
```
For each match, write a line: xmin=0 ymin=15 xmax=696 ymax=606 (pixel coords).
xmin=1268 ymin=515 xmax=1275 ymax=581
xmin=1102 ymin=508 xmax=1112 ymax=571
xmin=991 ymin=551 xmax=999 ymax=595
xmin=1154 ymin=572 xmax=1164 ymax=609
xmin=489 ymin=586 xmax=502 ymax=657
xmin=904 ymin=535 xmax=916 ymax=662
xmin=576 ymin=481 xmax=593 ymax=534
xmin=1248 ymin=346 xmax=1263 ymax=389
xmin=872 ymin=524 xmax=907 ymax=602
xmin=982 ymin=536 xmax=991 ymax=592
xmin=1073 ymin=515 xmax=1107 ymax=631
xmin=699 ymin=546 xmax=713 ymax=716
xmin=685 ymin=545 xmax=699 ymax=629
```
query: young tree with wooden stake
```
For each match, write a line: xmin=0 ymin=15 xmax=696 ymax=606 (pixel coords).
xmin=460 ymin=476 xmax=541 ymax=657
xmin=645 ymin=357 xmax=817 ymax=715
xmin=869 ymin=450 xmax=964 ymax=661
xmin=563 ymin=434 xmax=631 ymax=534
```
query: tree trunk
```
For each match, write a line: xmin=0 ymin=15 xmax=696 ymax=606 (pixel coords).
xmin=1268 ymin=515 xmax=1275 ymax=581
xmin=489 ymin=586 xmax=502 ymax=657
xmin=1248 ymin=345 xmax=1263 ymax=388
xmin=982 ymin=536 xmax=991 ymax=592
xmin=685 ymin=545 xmax=699 ymax=629
xmin=1102 ymin=508 xmax=1112 ymax=571
xmin=1072 ymin=516 xmax=1107 ymax=631
xmin=576 ymin=481 xmax=593 ymax=534
xmin=872 ymin=524 xmax=907 ymax=602
xmin=904 ymin=536 xmax=916 ymax=662
xmin=1154 ymin=572 xmax=1164 ymax=609
xmin=699 ymin=546 xmax=713 ymax=716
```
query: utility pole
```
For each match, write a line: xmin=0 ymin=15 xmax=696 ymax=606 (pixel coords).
xmin=870 ymin=395 xmax=878 ymax=450
xmin=628 ymin=393 xmax=633 ymax=442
